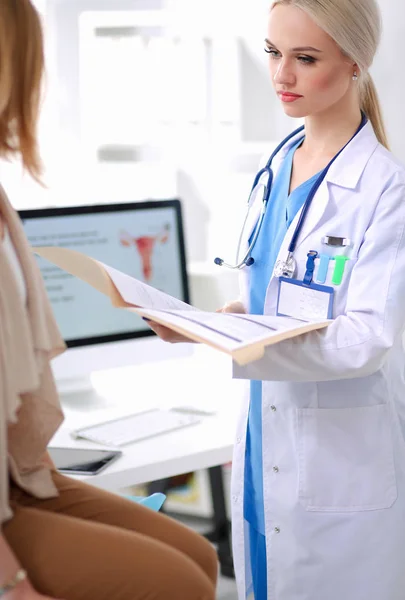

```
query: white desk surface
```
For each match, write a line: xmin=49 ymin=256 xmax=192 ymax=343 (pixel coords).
xmin=50 ymin=346 xmax=246 ymax=492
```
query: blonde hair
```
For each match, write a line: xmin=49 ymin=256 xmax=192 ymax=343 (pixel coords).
xmin=0 ymin=0 xmax=45 ymax=182
xmin=271 ymin=0 xmax=389 ymax=149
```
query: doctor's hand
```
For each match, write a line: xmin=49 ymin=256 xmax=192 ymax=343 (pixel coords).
xmin=216 ymin=300 xmax=246 ymax=314
xmin=143 ymin=319 xmax=197 ymax=344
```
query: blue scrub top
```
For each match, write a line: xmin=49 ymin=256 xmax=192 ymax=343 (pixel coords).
xmin=244 ymin=138 xmax=320 ymax=599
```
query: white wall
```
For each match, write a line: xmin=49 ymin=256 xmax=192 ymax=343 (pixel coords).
xmin=373 ymin=0 xmax=405 ymax=161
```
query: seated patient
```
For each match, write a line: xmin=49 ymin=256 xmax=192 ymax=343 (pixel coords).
xmin=0 ymin=2 xmax=217 ymax=599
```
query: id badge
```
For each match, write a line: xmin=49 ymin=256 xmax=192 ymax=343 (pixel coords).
xmin=277 ymin=277 xmax=334 ymax=320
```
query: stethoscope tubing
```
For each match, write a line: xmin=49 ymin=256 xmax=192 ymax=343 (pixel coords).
xmin=215 ymin=113 xmax=368 ymax=270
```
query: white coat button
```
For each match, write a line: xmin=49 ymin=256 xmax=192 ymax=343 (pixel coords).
xmin=273 ymin=466 xmax=279 ymax=473
xmin=232 ymin=495 xmax=239 ymax=503
xmin=237 ymin=437 xmax=242 ymax=444
xmin=274 ymin=527 xmax=280 ymax=534
xmin=270 ymin=405 xmax=277 ymax=412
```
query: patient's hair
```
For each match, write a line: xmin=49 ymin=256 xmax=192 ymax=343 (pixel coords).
xmin=271 ymin=0 xmax=389 ymax=149
xmin=0 ymin=0 xmax=45 ymax=182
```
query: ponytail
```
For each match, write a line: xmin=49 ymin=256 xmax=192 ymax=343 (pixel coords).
xmin=360 ymin=74 xmax=389 ymax=150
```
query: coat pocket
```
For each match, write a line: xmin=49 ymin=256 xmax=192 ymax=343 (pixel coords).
xmin=297 ymin=404 xmax=397 ymax=512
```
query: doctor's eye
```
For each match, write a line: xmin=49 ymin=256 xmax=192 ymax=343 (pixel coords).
xmin=297 ymin=55 xmax=317 ymax=65
xmin=264 ymin=47 xmax=281 ymax=59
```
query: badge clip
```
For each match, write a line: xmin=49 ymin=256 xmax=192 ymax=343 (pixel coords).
xmin=303 ymin=250 xmax=318 ymax=286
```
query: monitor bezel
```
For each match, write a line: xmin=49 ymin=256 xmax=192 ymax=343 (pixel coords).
xmin=19 ymin=199 xmax=190 ymax=348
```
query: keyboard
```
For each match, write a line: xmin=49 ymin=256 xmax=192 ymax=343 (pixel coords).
xmin=71 ymin=409 xmax=201 ymax=447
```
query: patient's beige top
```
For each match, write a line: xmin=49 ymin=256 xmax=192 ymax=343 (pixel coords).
xmin=0 ymin=185 xmax=66 ymax=525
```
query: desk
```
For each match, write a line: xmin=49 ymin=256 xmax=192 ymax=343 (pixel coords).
xmin=50 ymin=345 xmax=246 ymax=576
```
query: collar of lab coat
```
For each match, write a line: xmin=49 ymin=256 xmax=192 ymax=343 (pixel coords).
xmin=273 ymin=120 xmax=379 ymax=190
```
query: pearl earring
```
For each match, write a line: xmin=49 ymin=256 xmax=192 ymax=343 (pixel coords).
xmin=352 ymin=71 xmax=358 ymax=81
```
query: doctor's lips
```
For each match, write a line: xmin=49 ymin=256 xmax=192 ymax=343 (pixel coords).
xmin=278 ymin=91 xmax=303 ymax=103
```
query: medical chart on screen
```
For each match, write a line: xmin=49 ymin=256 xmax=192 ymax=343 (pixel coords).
xmin=23 ymin=208 xmax=184 ymax=341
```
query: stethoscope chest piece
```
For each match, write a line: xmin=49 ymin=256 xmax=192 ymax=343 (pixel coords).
xmin=274 ymin=253 xmax=297 ymax=279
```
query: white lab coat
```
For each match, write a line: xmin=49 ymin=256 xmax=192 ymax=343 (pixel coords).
xmin=230 ymin=121 xmax=405 ymax=600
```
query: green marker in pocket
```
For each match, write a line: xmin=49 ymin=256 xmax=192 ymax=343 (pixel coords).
xmin=332 ymin=255 xmax=350 ymax=285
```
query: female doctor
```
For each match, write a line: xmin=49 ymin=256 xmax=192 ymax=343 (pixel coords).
xmin=148 ymin=0 xmax=405 ymax=599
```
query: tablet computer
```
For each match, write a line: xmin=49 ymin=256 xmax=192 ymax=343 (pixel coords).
xmin=48 ymin=447 xmax=122 ymax=476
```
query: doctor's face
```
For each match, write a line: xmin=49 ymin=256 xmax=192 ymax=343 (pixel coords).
xmin=267 ymin=4 xmax=355 ymax=119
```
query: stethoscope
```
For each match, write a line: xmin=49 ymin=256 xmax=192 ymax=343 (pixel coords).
xmin=214 ymin=112 xmax=368 ymax=278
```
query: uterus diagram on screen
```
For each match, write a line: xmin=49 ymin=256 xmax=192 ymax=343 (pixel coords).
xmin=119 ymin=224 xmax=171 ymax=282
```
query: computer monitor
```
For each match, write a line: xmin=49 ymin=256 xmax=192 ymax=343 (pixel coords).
xmin=19 ymin=199 xmax=191 ymax=396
